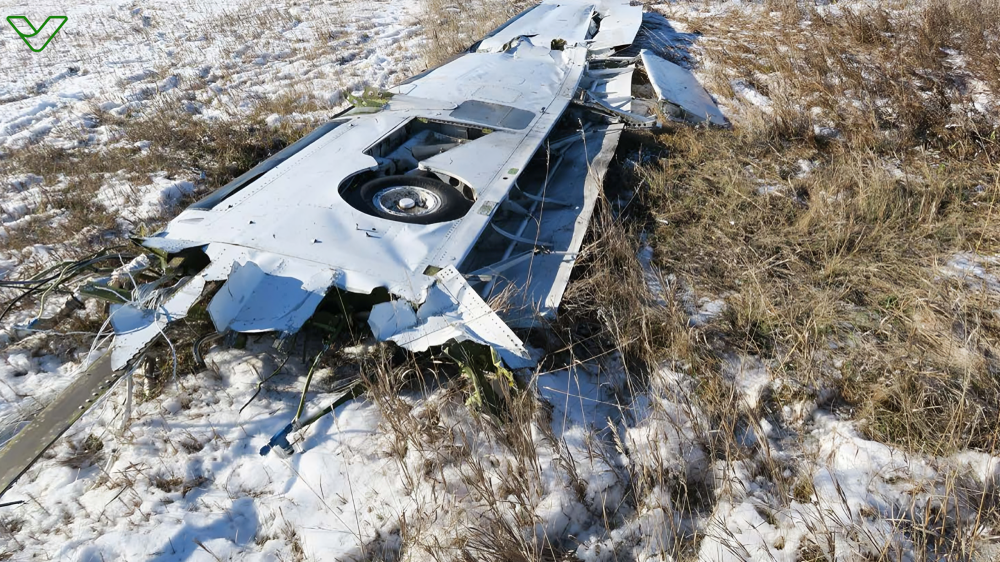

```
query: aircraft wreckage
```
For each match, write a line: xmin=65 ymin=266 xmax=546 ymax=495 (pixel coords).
xmin=0 ymin=0 xmax=725 ymax=497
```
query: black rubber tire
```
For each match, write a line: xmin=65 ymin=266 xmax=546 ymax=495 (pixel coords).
xmin=351 ymin=175 xmax=472 ymax=224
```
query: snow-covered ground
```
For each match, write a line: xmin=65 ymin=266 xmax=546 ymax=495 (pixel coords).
xmin=0 ymin=0 xmax=422 ymax=149
xmin=2 ymin=0 xmax=1000 ymax=561
xmin=0 ymin=0 xmax=425 ymax=295
xmin=0 ymin=1 xmax=437 ymax=559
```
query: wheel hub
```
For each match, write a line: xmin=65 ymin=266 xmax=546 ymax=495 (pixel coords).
xmin=373 ymin=185 xmax=442 ymax=218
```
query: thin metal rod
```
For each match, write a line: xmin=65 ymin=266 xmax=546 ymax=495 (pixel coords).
xmin=482 ymin=143 xmax=572 ymax=298
xmin=294 ymin=345 xmax=328 ymax=424
xmin=120 ymin=374 xmax=133 ymax=434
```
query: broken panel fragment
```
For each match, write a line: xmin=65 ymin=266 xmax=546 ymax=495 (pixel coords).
xmin=368 ymin=266 xmax=534 ymax=369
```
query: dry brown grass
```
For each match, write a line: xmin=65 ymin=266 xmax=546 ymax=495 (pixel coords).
xmin=649 ymin=0 xmax=1000 ymax=458
xmin=0 ymin=93 xmax=324 ymax=261
xmin=546 ymin=1 xmax=1000 ymax=557
xmin=4 ymin=1 xmax=1000 ymax=558
xmin=420 ymin=0 xmax=534 ymax=68
xmin=557 ymin=202 xmax=666 ymax=362
xmin=691 ymin=0 xmax=999 ymax=153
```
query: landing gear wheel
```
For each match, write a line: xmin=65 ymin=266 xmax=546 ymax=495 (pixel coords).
xmin=353 ymin=175 xmax=472 ymax=224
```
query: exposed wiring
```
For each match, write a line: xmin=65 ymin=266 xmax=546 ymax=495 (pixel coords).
xmin=239 ymin=353 xmax=291 ymax=415
xmin=0 ymin=249 xmax=140 ymax=324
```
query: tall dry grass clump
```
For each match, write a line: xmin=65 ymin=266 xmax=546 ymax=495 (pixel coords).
xmin=623 ymin=3 xmax=1000 ymax=557
xmin=690 ymin=0 xmax=999 ymax=156
xmin=421 ymin=0 xmax=533 ymax=68
xmin=557 ymin=201 xmax=667 ymax=362
xmin=653 ymin=0 xmax=1000 ymax=456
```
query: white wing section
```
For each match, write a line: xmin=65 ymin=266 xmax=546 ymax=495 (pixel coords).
xmin=641 ymin=50 xmax=729 ymax=127
xmin=129 ymin=0 xmax=658 ymax=367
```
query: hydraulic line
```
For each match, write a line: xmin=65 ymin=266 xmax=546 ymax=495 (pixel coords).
xmin=193 ymin=332 xmax=225 ymax=368
xmin=294 ymin=343 xmax=329 ymax=423
xmin=481 ymin=143 xmax=572 ymax=298
xmin=0 ymin=251 xmax=138 ymax=323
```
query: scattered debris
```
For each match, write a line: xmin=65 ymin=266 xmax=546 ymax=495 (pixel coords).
xmin=0 ymin=0 xmax=727 ymax=498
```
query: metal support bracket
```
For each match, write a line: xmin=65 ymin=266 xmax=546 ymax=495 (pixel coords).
xmin=490 ymin=223 xmax=553 ymax=248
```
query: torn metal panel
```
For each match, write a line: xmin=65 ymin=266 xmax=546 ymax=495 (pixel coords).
xmin=588 ymin=2 xmax=644 ymax=51
xmin=579 ymin=90 xmax=657 ymax=126
xmin=477 ymin=2 xmax=596 ymax=53
xmin=367 ymin=300 xmax=417 ymax=341
xmin=110 ymin=275 xmax=207 ymax=371
xmin=207 ymin=258 xmax=338 ymax=335
xmin=582 ymin=67 xmax=635 ymax=111
xmin=369 ymin=266 xmax=533 ymax=369
xmin=640 ymin=50 xmax=728 ymax=127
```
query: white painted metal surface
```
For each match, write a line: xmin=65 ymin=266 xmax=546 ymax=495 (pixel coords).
xmin=110 ymin=275 xmax=207 ymax=370
xmin=641 ymin=50 xmax=729 ymax=126
xmin=478 ymin=0 xmax=642 ymax=54
xmin=369 ymin=266 xmax=533 ymax=368
xmin=582 ymin=67 xmax=635 ymax=111
xmin=117 ymin=0 xmax=726 ymax=368
xmin=477 ymin=3 xmax=596 ymax=53
xmin=589 ymin=2 xmax=644 ymax=51
xmin=207 ymin=253 xmax=339 ymax=335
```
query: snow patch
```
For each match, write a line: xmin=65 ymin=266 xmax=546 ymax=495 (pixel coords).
xmin=97 ymin=175 xmax=196 ymax=222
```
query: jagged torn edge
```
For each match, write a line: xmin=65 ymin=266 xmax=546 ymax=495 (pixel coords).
xmin=368 ymin=266 xmax=535 ymax=369
xmin=110 ymin=246 xmax=341 ymax=371
xmin=109 ymin=276 xmax=207 ymax=371
xmin=204 ymin=250 xmax=339 ymax=336
xmin=640 ymin=49 xmax=728 ymax=127
xmin=112 ymin=259 xmax=532 ymax=373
